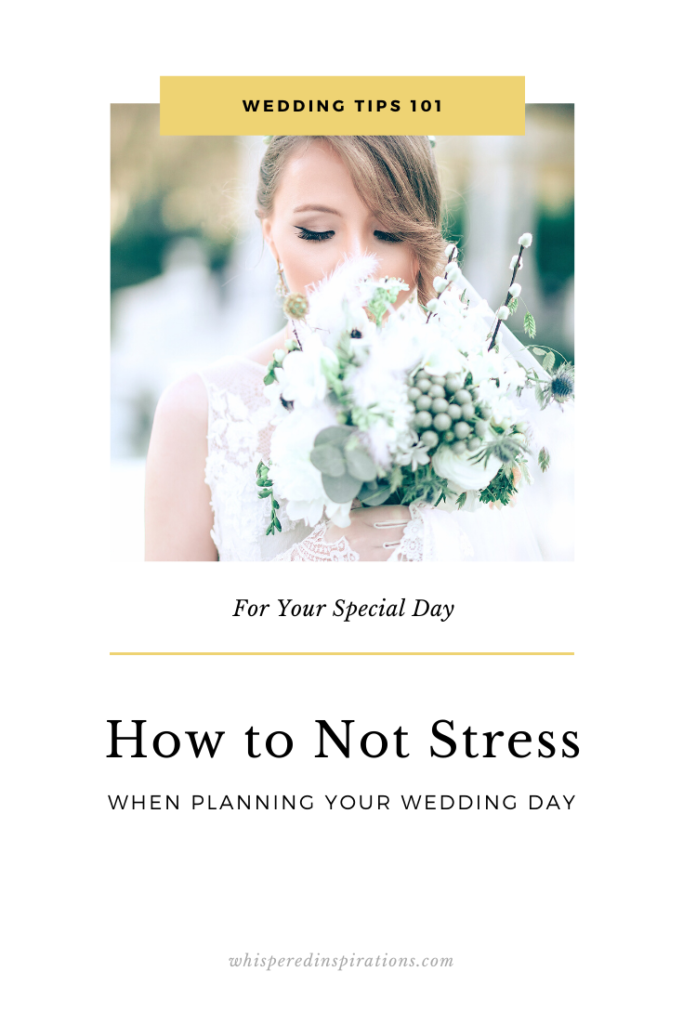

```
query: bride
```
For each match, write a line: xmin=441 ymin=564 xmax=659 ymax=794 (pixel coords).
xmin=145 ymin=135 xmax=552 ymax=561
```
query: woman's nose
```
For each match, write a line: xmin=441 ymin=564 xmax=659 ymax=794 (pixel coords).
xmin=346 ymin=233 xmax=364 ymax=258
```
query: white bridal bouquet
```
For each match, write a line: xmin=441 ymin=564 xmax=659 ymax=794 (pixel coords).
xmin=256 ymin=236 xmax=574 ymax=535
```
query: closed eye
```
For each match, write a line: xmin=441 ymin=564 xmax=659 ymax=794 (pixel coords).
xmin=295 ymin=226 xmax=335 ymax=242
xmin=374 ymin=230 xmax=402 ymax=243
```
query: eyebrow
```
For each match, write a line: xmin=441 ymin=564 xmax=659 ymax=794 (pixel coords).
xmin=292 ymin=204 xmax=342 ymax=216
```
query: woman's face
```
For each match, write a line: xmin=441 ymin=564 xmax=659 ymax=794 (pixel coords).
xmin=261 ymin=140 xmax=419 ymax=305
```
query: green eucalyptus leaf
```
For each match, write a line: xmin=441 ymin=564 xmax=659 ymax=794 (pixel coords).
xmin=542 ymin=351 xmax=555 ymax=372
xmin=321 ymin=472 xmax=363 ymax=503
xmin=310 ymin=444 xmax=346 ymax=477
xmin=314 ymin=425 xmax=355 ymax=447
xmin=358 ymin=483 xmax=393 ymax=506
xmin=344 ymin=445 xmax=377 ymax=482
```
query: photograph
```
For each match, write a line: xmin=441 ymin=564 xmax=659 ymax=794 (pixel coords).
xmin=111 ymin=109 xmax=574 ymax=562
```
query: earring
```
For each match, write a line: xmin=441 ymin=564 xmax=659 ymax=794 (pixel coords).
xmin=275 ymin=260 xmax=288 ymax=298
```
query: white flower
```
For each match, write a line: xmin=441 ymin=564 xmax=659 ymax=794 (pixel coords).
xmin=509 ymin=255 xmax=523 ymax=271
xmin=467 ymin=348 xmax=505 ymax=385
xmin=328 ymin=503 xmax=352 ymax=528
xmin=508 ymin=282 xmax=521 ymax=298
xmin=363 ymin=419 xmax=400 ymax=469
xmin=275 ymin=339 xmax=338 ymax=408
xmin=518 ymin=232 xmax=533 ymax=248
xmin=475 ymin=378 xmax=501 ymax=406
xmin=496 ymin=306 xmax=510 ymax=321
xmin=306 ymin=254 xmax=379 ymax=345
xmin=397 ymin=443 xmax=431 ymax=471
xmin=425 ymin=299 xmax=439 ymax=313
xmin=433 ymin=276 xmax=448 ymax=294
xmin=445 ymin=242 xmax=458 ymax=261
xmin=421 ymin=333 xmax=467 ymax=377
xmin=490 ymin=397 xmax=519 ymax=429
xmin=287 ymin=497 xmax=352 ymax=529
xmin=432 ymin=445 xmax=502 ymax=491
xmin=501 ymin=357 xmax=527 ymax=390
xmin=270 ymin=406 xmax=337 ymax=527
xmin=446 ymin=261 xmax=461 ymax=282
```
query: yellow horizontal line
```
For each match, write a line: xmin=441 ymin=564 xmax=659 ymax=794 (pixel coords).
xmin=110 ymin=651 xmax=574 ymax=657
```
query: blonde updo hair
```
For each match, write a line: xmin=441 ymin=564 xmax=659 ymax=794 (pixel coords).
xmin=256 ymin=136 xmax=445 ymax=305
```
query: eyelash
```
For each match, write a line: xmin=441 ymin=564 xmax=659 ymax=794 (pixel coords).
xmin=295 ymin=227 xmax=402 ymax=244
xmin=295 ymin=227 xmax=334 ymax=242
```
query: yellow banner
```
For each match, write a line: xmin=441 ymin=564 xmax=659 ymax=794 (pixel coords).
xmin=160 ymin=76 xmax=525 ymax=136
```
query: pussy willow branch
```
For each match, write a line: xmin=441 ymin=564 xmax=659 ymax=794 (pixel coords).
xmin=425 ymin=270 xmax=461 ymax=324
xmin=488 ymin=244 xmax=524 ymax=352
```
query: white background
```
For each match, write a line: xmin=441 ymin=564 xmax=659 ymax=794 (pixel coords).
xmin=3 ymin=3 xmax=680 ymax=1021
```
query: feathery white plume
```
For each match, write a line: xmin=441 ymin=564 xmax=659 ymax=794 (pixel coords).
xmin=305 ymin=254 xmax=378 ymax=343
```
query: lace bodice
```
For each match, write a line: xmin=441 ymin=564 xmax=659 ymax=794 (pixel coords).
xmin=199 ymin=356 xmax=312 ymax=561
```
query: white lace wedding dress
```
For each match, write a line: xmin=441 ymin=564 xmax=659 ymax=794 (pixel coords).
xmin=199 ymin=354 xmax=547 ymax=562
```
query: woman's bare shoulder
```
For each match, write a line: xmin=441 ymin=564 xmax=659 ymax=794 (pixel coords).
xmin=154 ymin=373 xmax=207 ymax=431
xmin=243 ymin=327 xmax=287 ymax=367
xmin=146 ymin=373 xmax=216 ymax=562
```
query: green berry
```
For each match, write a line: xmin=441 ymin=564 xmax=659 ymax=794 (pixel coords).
xmin=433 ymin=413 xmax=452 ymax=432
xmin=431 ymin=376 xmax=446 ymax=387
xmin=459 ymin=403 xmax=475 ymax=420
xmin=408 ymin=386 xmax=421 ymax=402
xmin=448 ymin=404 xmax=462 ymax=420
xmin=415 ymin=369 xmax=428 ymax=380
xmin=474 ymin=420 xmax=488 ymax=438
xmin=428 ymin=384 xmax=446 ymax=399
xmin=454 ymin=421 xmax=471 ymax=439
xmin=453 ymin=441 xmax=467 ymax=454
xmin=467 ymin=437 xmax=481 ymax=451
xmin=417 ymin=378 xmax=432 ymax=393
xmin=455 ymin=389 xmax=471 ymax=405
xmin=415 ymin=411 xmax=433 ymax=429
xmin=445 ymin=376 xmax=460 ymax=394
xmin=416 ymin=395 xmax=432 ymax=411
xmin=443 ymin=430 xmax=455 ymax=443
xmin=421 ymin=430 xmax=439 ymax=449
xmin=431 ymin=397 xmax=449 ymax=414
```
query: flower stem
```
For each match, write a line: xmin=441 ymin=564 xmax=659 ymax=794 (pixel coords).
xmin=290 ymin=320 xmax=303 ymax=351
xmin=488 ymin=244 xmax=524 ymax=352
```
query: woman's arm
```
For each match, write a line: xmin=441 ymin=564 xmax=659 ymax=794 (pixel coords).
xmin=144 ymin=374 xmax=217 ymax=561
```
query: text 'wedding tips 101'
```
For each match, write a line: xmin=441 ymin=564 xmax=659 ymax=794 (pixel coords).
xmin=159 ymin=77 xmax=525 ymax=136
